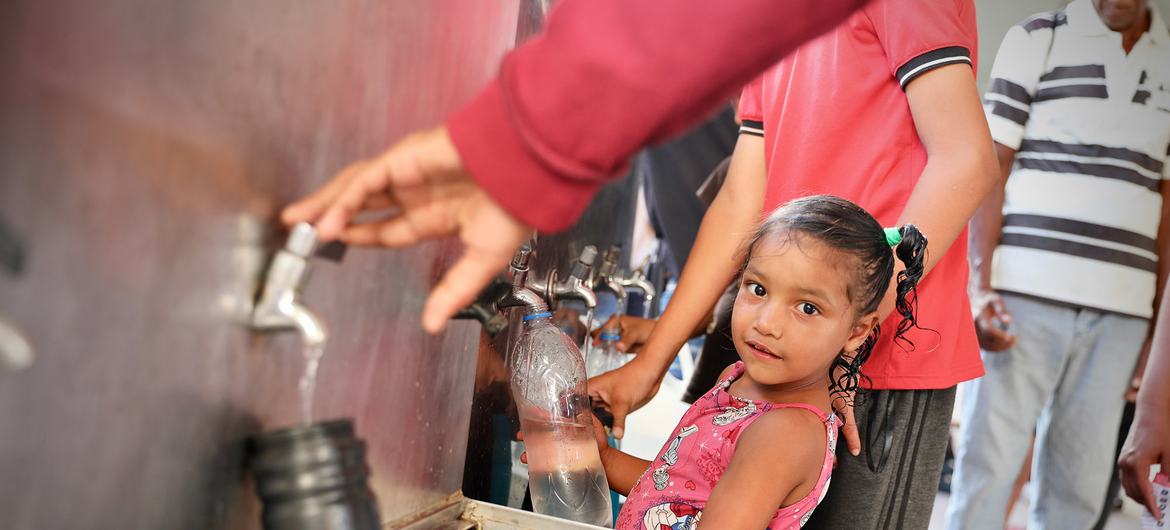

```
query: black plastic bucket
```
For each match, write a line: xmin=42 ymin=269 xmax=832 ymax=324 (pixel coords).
xmin=248 ymin=419 xmax=381 ymax=530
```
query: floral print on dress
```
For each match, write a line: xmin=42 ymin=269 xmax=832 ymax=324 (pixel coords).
xmin=617 ymin=362 xmax=841 ymax=529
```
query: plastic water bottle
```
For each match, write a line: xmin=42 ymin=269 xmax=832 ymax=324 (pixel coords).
xmin=585 ymin=328 xmax=625 ymax=377
xmin=511 ymin=308 xmax=613 ymax=528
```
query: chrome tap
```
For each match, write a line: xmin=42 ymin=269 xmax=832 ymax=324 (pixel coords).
xmin=527 ymin=245 xmax=598 ymax=310
xmin=0 ymin=316 xmax=34 ymax=371
xmin=593 ymin=246 xmax=627 ymax=303
xmin=251 ymin=222 xmax=327 ymax=349
xmin=498 ymin=241 xmax=549 ymax=313
xmin=617 ymin=268 xmax=656 ymax=312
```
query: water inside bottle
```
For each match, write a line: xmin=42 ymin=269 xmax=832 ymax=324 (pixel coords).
xmin=519 ymin=404 xmax=613 ymax=528
xmin=299 ymin=344 xmax=325 ymax=424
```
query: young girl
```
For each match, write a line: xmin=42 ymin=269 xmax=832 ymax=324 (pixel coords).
xmin=595 ymin=195 xmax=927 ymax=529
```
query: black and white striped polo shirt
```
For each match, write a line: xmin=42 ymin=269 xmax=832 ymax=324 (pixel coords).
xmin=983 ymin=0 xmax=1170 ymax=318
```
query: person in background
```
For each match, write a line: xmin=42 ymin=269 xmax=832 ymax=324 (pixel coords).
xmin=946 ymin=0 xmax=1170 ymax=528
xmin=281 ymin=0 xmax=870 ymax=333
xmin=1119 ymin=279 xmax=1170 ymax=524
xmin=587 ymin=1 xmax=999 ymax=528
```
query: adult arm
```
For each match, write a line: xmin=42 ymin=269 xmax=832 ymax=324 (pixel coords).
xmin=588 ymin=133 xmax=766 ymax=438
xmin=967 ymin=142 xmax=1018 ymax=351
xmin=285 ymin=0 xmax=868 ymax=333
xmin=448 ymin=0 xmax=868 ymax=231
xmin=1119 ymin=277 xmax=1170 ymax=521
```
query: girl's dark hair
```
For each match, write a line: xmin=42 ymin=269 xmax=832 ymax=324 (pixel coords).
xmin=740 ymin=195 xmax=928 ymax=401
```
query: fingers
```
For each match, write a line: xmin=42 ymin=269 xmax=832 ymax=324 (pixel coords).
xmin=520 ymin=451 xmax=527 ymax=465
xmin=281 ymin=162 xmax=365 ymax=226
xmin=990 ymin=296 xmax=1013 ymax=326
xmin=976 ymin=318 xmax=1017 ymax=352
xmin=610 ymin=402 xmax=630 ymax=440
xmin=339 ymin=212 xmax=452 ymax=248
xmin=422 ymin=247 xmax=512 ymax=334
xmin=842 ymin=406 xmax=861 ymax=456
xmin=1125 ymin=376 xmax=1141 ymax=402
xmin=317 ymin=159 xmax=395 ymax=241
xmin=1119 ymin=456 xmax=1158 ymax=521
xmin=591 ymin=315 xmax=622 ymax=341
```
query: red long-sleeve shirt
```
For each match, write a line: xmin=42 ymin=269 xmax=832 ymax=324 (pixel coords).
xmin=446 ymin=0 xmax=868 ymax=231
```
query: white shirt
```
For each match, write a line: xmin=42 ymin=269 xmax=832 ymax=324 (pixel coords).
xmin=983 ymin=0 xmax=1170 ymax=318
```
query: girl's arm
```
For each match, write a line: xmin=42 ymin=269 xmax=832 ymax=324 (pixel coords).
xmin=697 ymin=408 xmax=826 ymax=529
xmin=598 ymin=446 xmax=652 ymax=497
xmin=588 ymin=134 xmax=766 ymax=438
xmin=589 ymin=414 xmax=650 ymax=496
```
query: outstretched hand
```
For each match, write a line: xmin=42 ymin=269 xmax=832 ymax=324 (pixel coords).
xmin=281 ymin=127 xmax=532 ymax=333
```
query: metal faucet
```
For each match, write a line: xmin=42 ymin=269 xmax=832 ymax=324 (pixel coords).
xmin=617 ymin=268 xmax=656 ymax=312
xmin=498 ymin=242 xmax=549 ymax=313
xmin=526 ymin=246 xmax=598 ymax=309
xmin=251 ymin=222 xmax=327 ymax=349
xmin=453 ymin=276 xmax=512 ymax=336
xmin=0 ymin=316 xmax=34 ymax=371
xmin=593 ymin=246 xmax=627 ymax=303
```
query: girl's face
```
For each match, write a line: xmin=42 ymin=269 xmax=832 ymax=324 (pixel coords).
xmin=731 ymin=233 xmax=878 ymax=389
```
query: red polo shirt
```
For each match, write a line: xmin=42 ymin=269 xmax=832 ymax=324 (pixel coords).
xmin=738 ymin=0 xmax=983 ymax=390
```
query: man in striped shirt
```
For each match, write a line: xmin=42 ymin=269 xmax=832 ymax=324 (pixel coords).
xmin=947 ymin=0 xmax=1170 ymax=528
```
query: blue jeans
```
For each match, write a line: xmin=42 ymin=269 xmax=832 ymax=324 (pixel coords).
xmin=945 ymin=293 xmax=1147 ymax=530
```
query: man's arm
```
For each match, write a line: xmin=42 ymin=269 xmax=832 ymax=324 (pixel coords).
xmin=286 ymin=0 xmax=868 ymax=333
xmin=587 ymin=133 xmax=765 ymax=438
xmin=967 ymin=142 xmax=1018 ymax=351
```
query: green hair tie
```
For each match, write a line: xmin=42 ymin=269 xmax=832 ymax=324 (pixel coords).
xmin=884 ymin=227 xmax=902 ymax=248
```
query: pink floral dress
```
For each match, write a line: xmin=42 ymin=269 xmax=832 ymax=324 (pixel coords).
xmin=617 ymin=361 xmax=841 ymax=529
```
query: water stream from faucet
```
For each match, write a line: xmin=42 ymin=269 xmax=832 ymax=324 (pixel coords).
xmin=582 ymin=307 xmax=595 ymax=364
xmin=299 ymin=344 xmax=326 ymax=424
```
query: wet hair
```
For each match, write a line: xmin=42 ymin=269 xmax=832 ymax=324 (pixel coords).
xmin=739 ymin=195 xmax=928 ymax=401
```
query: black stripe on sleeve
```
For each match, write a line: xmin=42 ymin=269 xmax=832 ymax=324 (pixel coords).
xmin=987 ymin=101 xmax=1029 ymax=126
xmin=895 ymin=46 xmax=972 ymax=90
xmin=1022 ymin=10 xmax=1068 ymax=33
xmin=1038 ymin=64 xmax=1106 ymax=82
xmin=739 ymin=120 xmax=764 ymax=137
xmin=1019 ymin=139 xmax=1164 ymax=173
xmin=1003 ymin=214 xmax=1157 ymax=253
xmin=1134 ymin=90 xmax=1152 ymax=104
xmin=988 ymin=78 xmax=1033 ymax=105
xmin=1000 ymin=233 xmax=1157 ymax=272
xmin=1015 ymin=157 xmax=1160 ymax=192
xmin=1033 ymin=84 xmax=1109 ymax=102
